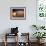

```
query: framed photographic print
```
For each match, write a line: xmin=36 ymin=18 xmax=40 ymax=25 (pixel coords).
xmin=10 ymin=7 xmax=26 ymax=20
xmin=36 ymin=0 xmax=46 ymax=26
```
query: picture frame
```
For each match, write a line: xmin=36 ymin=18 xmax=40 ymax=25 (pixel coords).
xmin=10 ymin=7 xmax=26 ymax=20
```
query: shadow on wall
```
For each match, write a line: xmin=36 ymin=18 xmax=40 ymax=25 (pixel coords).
xmin=2 ymin=28 xmax=11 ymax=34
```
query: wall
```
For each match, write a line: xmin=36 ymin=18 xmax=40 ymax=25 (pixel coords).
xmin=0 ymin=0 xmax=36 ymax=42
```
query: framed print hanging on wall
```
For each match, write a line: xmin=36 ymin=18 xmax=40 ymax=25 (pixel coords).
xmin=10 ymin=7 xmax=26 ymax=20
xmin=36 ymin=0 xmax=46 ymax=26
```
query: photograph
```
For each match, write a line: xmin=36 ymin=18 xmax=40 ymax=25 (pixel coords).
xmin=10 ymin=7 xmax=26 ymax=20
